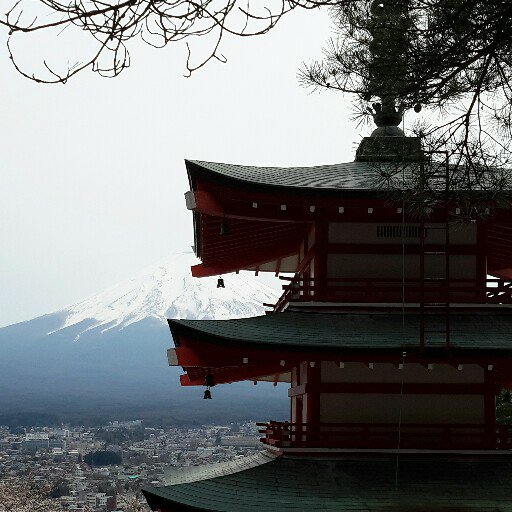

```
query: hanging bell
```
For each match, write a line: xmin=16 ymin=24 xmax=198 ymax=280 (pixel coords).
xmin=217 ymin=276 xmax=225 ymax=289
xmin=203 ymin=389 xmax=212 ymax=399
xmin=220 ymin=220 xmax=229 ymax=235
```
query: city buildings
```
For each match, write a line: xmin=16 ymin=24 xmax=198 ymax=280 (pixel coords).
xmin=0 ymin=421 xmax=260 ymax=511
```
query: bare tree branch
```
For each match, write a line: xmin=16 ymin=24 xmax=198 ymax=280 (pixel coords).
xmin=1 ymin=0 xmax=340 ymax=83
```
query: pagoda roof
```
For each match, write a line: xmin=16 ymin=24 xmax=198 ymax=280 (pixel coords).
xmin=187 ymin=159 xmax=511 ymax=194
xmin=170 ymin=310 xmax=512 ymax=355
xmin=187 ymin=159 xmax=378 ymax=192
xmin=143 ymin=452 xmax=512 ymax=511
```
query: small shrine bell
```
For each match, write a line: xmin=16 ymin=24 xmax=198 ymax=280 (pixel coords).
xmin=203 ymin=373 xmax=214 ymax=399
xmin=217 ymin=276 xmax=225 ymax=288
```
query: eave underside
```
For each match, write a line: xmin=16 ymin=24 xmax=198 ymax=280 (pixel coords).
xmin=192 ymin=214 xmax=307 ymax=277
xmin=143 ymin=453 xmax=512 ymax=511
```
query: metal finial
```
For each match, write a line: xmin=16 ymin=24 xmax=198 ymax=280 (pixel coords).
xmin=367 ymin=0 xmax=411 ymax=136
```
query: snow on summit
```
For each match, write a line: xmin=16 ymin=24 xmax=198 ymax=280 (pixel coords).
xmin=52 ymin=252 xmax=280 ymax=336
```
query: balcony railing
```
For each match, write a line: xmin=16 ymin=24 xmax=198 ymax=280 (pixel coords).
xmin=270 ymin=278 xmax=512 ymax=312
xmin=257 ymin=421 xmax=512 ymax=451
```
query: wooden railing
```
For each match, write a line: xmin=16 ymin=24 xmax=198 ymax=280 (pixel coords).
xmin=270 ymin=278 xmax=512 ymax=312
xmin=257 ymin=421 xmax=512 ymax=450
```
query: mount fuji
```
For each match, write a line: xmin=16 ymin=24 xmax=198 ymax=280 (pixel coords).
xmin=49 ymin=252 xmax=279 ymax=339
xmin=0 ymin=253 xmax=287 ymax=425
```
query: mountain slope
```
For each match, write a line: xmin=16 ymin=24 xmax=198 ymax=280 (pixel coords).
xmin=51 ymin=252 xmax=279 ymax=338
xmin=0 ymin=253 xmax=287 ymax=424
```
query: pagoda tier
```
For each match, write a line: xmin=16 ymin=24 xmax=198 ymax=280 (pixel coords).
xmin=185 ymin=159 xmax=512 ymax=284
xmin=143 ymin=453 xmax=512 ymax=512
xmin=168 ymin=310 xmax=512 ymax=453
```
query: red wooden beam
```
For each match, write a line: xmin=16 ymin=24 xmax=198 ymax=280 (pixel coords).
xmin=172 ymin=337 xmax=512 ymax=382
xmin=327 ymin=243 xmax=480 ymax=255
xmin=187 ymin=190 xmax=225 ymax=216
xmin=174 ymin=336 xmax=512 ymax=368
xmin=490 ymin=268 xmax=512 ymax=280
xmin=318 ymin=382 xmax=491 ymax=395
xmin=179 ymin=373 xmax=193 ymax=386
xmin=190 ymin=173 xmax=512 ymax=224
xmin=180 ymin=364 xmax=292 ymax=386
xmin=289 ymin=382 xmax=484 ymax=396
xmin=175 ymin=337 xmax=310 ymax=368
xmin=175 ymin=346 xmax=253 ymax=367
xmin=191 ymin=251 xmax=297 ymax=277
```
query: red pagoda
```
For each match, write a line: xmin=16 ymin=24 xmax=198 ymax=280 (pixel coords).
xmin=142 ymin=122 xmax=512 ymax=510
xmin=142 ymin=4 xmax=512 ymax=509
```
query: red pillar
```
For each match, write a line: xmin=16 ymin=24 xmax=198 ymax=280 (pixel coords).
xmin=306 ymin=363 xmax=321 ymax=445
xmin=314 ymin=212 xmax=328 ymax=299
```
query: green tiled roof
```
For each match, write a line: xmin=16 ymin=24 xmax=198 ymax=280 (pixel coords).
xmin=161 ymin=452 xmax=274 ymax=485
xmin=169 ymin=311 xmax=512 ymax=354
xmin=143 ymin=453 xmax=512 ymax=511
xmin=186 ymin=159 xmax=511 ymax=193
xmin=187 ymin=160 xmax=379 ymax=191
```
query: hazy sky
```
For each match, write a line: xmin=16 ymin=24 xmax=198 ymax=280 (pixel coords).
xmin=0 ymin=7 xmax=369 ymax=327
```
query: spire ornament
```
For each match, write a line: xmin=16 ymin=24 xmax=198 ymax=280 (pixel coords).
xmin=366 ymin=0 xmax=413 ymax=137
xmin=355 ymin=0 xmax=421 ymax=160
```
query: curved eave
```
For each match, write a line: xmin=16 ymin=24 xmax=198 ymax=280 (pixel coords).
xmin=168 ymin=312 xmax=512 ymax=356
xmin=167 ymin=312 xmax=512 ymax=386
xmin=185 ymin=159 xmax=512 ymax=197
xmin=143 ymin=454 xmax=512 ymax=512
xmin=185 ymin=159 xmax=382 ymax=198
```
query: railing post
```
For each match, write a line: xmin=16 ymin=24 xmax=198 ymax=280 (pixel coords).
xmin=276 ymin=423 xmax=283 ymax=447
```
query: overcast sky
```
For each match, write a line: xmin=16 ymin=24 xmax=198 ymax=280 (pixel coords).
xmin=0 ymin=7 xmax=370 ymax=327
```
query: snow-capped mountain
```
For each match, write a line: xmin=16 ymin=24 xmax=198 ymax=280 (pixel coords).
xmin=0 ymin=253 xmax=286 ymax=423
xmin=50 ymin=252 xmax=279 ymax=339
